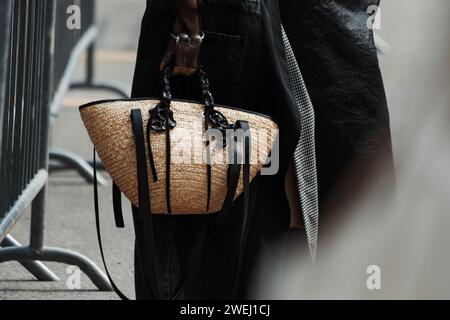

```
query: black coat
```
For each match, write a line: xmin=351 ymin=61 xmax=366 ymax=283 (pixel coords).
xmin=131 ymin=0 xmax=394 ymax=299
xmin=280 ymin=0 xmax=395 ymax=210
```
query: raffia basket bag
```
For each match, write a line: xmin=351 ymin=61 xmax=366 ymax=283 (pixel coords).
xmin=80 ymin=68 xmax=278 ymax=216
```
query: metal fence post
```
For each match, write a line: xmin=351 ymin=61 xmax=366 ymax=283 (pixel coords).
xmin=49 ymin=0 xmax=128 ymax=180
xmin=28 ymin=0 xmax=55 ymax=252
xmin=0 ymin=0 xmax=10 ymax=150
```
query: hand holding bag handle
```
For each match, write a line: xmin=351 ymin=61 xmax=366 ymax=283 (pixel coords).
xmin=149 ymin=66 xmax=236 ymax=212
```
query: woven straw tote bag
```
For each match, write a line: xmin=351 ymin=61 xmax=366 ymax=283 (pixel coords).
xmin=79 ymin=67 xmax=279 ymax=300
xmin=80 ymin=68 xmax=278 ymax=215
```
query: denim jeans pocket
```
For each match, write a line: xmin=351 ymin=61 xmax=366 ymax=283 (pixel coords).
xmin=200 ymin=30 xmax=248 ymax=87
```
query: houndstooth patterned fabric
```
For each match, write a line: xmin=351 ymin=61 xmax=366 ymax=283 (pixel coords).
xmin=282 ymin=26 xmax=319 ymax=263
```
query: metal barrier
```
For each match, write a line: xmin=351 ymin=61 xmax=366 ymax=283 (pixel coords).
xmin=48 ymin=0 xmax=127 ymax=182
xmin=0 ymin=0 xmax=111 ymax=291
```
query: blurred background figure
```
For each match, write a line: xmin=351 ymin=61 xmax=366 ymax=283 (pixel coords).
xmin=253 ymin=0 xmax=450 ymax=299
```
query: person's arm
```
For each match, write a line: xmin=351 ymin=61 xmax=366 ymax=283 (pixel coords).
xmin=160 ymin=0 xmax=203 ymax=76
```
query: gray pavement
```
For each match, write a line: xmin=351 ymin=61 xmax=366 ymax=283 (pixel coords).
xmin=1 ymin=0 xmax=449 ymax=300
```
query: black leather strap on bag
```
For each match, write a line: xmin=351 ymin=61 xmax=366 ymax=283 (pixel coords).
xmin=229 ymin=120 xmax=253 ymax=299
xmin=131 ymin=109 xmax=162 ymax=299
xmin=93 ymin=149 xmax=129 ymax=300
xmin=218 ymin=120 xmax=254 ymax=299
xmin=112 ymin=183 xmax=125 ymax=228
